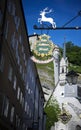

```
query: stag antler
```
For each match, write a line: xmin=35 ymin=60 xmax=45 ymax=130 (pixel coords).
xmin=49 ymin=9 xmax=53 ymax=13
xmin=43 ymin=7 xmax=53 ymax=14
xmin=43 ymin=7 xmax=48 ymax=12
xmin=40 ymin=7 xmax=48 ymax=13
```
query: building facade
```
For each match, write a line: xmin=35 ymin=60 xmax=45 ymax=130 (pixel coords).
xmin=0 ymin=0 xmax=45 ymax=130
xmin=24 ymin=57 xmax=45 ymax=130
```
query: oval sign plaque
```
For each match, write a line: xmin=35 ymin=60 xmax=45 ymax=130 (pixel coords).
xmin=31 ymin=34 xmax=55 ymax=64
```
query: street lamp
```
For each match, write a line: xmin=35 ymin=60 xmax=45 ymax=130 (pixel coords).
xmin=66 ymin=70 xmax=79 ymax=84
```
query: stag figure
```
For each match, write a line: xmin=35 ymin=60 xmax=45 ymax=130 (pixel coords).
xmin=38 ymin=7 xmax=56 ymax=28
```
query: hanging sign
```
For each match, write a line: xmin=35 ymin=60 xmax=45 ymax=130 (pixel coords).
xmin=38 ymin=7 xmax=56 ymax=28
xmin=31 ymin=34 xmax=55 ymax=64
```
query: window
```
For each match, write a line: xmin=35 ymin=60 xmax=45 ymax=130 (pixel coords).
xmin=11 ymin=3 xmax=15 ymax=16
xmin=10 ymin=106 xmax=14 ymax=122
xmin=62 ymin=67 xmax=64 ymax=73
xmin=22 ymin=97 xmax=24 ymax=108
xmin=22 ymin=45 xmax=24 ymax=53
xmin=8 ymin=65 xmax=13 ymax=81
xmin=19 ymin=34 xmax=23 ymax=44
xmin=26 ymin=82 xmax=29 ymax=91
xmin=28 ymin=88 xmax=31 ymax=94
xmin=22 ymin=69 xmax=24 ymax=80
xmin=11 ymin=32 xmax=15 ymax=49
xmin=16 ymin=52 xmax=20 ymax=65
xmin=25 ymin=60 xmax=27 ymax=67
xmin=29 ymin=110 xmax=31 ymax=118
xmin=20 ymin=92 xmax=23 ymax=104
xmin=22 ymin=123 xmax=25 ymax=130
xmin=27 ymin=105 xmax=29 ymax=115
xmin=14 ymin=16 xmax=20 ymax=31
xmin=25 ymin=102 xmax=27 ymax=112
xmin=7 ymin=0 xmax=12 ymax=14
xmin=24 ymin=73 xmax=27 ymax=84
xmin=15 ymin=40 xmax=20 ymax=65
xmin=35 ymin=87 xmax=38 ymax=110
xmin=15 ymin=39 xmax=18 ymax=51
xmin=29 ymin=70 xmax=31 ymax=78
xmin=16 ymin=115 xmax=20 ymax=127
xmin=20 ymin=65 xmax=22 ymax=74
xmin=13 ymin=76 xmax=16 ymax=90
xmin=0 ymin=55 xmax=4 ymax=72
xmin=7 ymin=0 xmax=15 ymax=16
xmin=4 ymin=21 xmax=9 ymax=40
xmin=0 ymin=9 xmax=3 ymax=25
xmin=16 ymin=49 xmax=19 ymax=62
xmin=24 ymin=53 xmax=25 ymax=61
xmin=17 ymin=87 xmax=20 ymax=100
xmin=18 ymin=118 xmax=20 ymax=127
xmin=17 ymin=55 xmax=20 ymax=65
xmin=16 ymin=114 xmax=18 ymax=127
xmin=32 ymin=76 xmax=34 ymax=84
xmin=3 ymin=97 xmax=9 ymax=117
xmin=15 ymin=40 xmax=18 ymax=57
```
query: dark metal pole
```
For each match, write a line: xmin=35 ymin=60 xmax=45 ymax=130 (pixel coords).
xmin=62 ymin=15 xmax=79 ymax=27
xmin=33 ymin=25 xmax=81 ymax=30
xmin=62 ymin=10 xmax=81 ymax=27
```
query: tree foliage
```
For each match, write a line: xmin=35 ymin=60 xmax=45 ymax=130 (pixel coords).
xmin=60 ymin=41 xmax=81 ymax=73
xmin=66 ymin=41 xmax=81 ymax=66
xmin=44 ymin=97 xmax=61 ymax=130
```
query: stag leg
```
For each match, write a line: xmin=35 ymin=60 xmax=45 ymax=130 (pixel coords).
xmin=52 ymin=22 xmax=56 ymax=28
xmin=38 ymin=18 xmax=42 ymax=24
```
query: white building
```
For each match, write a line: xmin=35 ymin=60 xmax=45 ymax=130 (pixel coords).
xmin=52 ymin=43 xmax=81 ymax=130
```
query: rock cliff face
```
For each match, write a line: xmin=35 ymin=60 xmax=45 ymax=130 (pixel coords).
xmin=36 ymin=62 xmax=55 ymax=101
xmin=36 ymin=62 xmax=81 ymax=101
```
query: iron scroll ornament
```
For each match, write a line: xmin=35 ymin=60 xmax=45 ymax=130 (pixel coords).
xmin=59 ymin=110 xmax=72 ymax=124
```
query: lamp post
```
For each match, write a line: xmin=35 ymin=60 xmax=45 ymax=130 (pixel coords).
xmin=66 ymin=70 xmax=79 ymax=85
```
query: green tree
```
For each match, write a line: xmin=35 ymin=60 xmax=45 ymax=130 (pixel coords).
xmin=66 ymin=42 xmax=81 ymax=66
xmin=66 ymin=41 xmax=74 ymax=53
xmin=44 ymin=97 xmax=61 ymax=130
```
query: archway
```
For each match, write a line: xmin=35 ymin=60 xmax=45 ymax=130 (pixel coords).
xmin=76 ymin=125 xmax=81 ymax=130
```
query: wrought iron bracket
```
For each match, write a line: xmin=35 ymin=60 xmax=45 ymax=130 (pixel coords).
xmin=33 ymin=10 xmax=81 ymax=30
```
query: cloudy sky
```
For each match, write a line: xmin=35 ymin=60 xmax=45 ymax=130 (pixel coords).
xmin=22 ymin=0 xmax=81 ymax=47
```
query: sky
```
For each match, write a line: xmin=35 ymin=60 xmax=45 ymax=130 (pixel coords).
xmin=22 ymin=0 xmax=81 ymax=47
